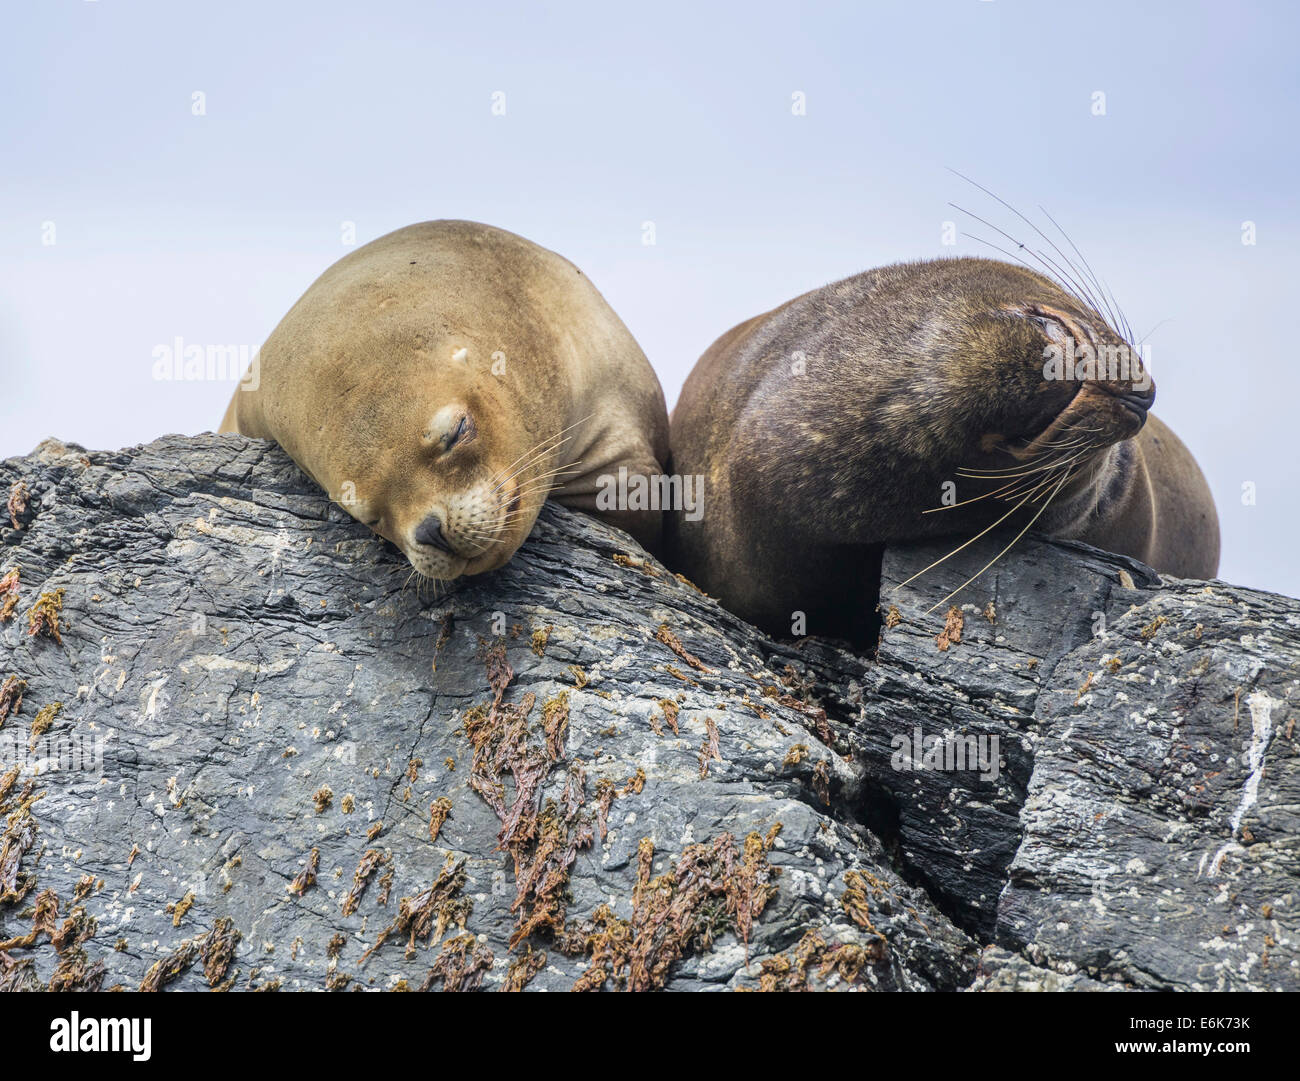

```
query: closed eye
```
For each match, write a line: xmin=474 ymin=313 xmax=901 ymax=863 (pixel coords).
xmin=443 ymin=414 xmax=475 ymax=452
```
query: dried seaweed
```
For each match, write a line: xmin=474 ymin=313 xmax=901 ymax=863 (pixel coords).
xmin=417 ymin=933 xmax=494 ymax=991
xmin=6 ymin=481 xmax=29 ymax=530
xmin=654 ymin=623 xmax=716 ymax=673
xmin=29 ymin=700 xmax=61 ymax=749
xmin=0 ymin=675 xmax=25 ymax=725
xmin=362 ymin=857 xmax=470 ymax=963
xmin=288 ymin=846 xmax=320 ymax=896
xmin=0 ymin=567 xmax=19 ymax=624
xmin=0 ymin=888 xmax=58 ymax=950
xmin=0 ymin=786 xmax=42 ymax=904
xmin=464 ymin=642 xmax=595 ymax=946
xmin=530 ymin=624 xmax=552 ymax=657
xmin=48 ymin=948 xmax=106 ymax=991
xmin=0 ymin=950 xmax=42 ymax=991
xmin=27 ymin=588 xmax=65 ymax=643
xmin=139 ymin=940 xmax=199 ymax=991
xmin=935 ymin=605 xmax=964 ymax=651
xmin=563 ymin=830 xmax=779 ymax=991
xmin=541 ymin=692 xmax=569 ymax=761
xmin=341 ymin=848 xmax=389 ymax=916
xmin=428 ymin=797 xmax=453 ymax=844
xmin=502 ymin=945 xmax=546 ymax=991
xmin=756 ymin=929 xmax=877 ymax=991
xmin=200 ymin=917 xmax=242 ymax=987
xmin=698 ymin=716 xmax=721 ymax=778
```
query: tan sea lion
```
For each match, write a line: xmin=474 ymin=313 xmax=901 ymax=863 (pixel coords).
xmin=665 ymin=257 xmax=1220 ymax=642
xmin=220 ymin=221 xmax=669 ymax=581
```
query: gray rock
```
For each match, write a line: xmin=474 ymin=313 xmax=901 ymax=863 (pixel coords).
xmin=775 ymin=536 xmax=1299 ymax=990
xmin=0 ymin=433 xmax=1295 ymax=991
xmin=965 ymin=946 xmax=1120 ymax=992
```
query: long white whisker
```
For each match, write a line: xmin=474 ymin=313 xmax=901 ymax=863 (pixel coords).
xmin=893 ymin=484 xmax=1041 ymax=592
xmin=923 ymin=467 xmax=1074 ymax=614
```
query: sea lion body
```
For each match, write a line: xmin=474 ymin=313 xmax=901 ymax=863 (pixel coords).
xmin=221 ymin=221 xmax=669 ymax=580
xmin=666 ymin=257 xmax=1219 ymax=640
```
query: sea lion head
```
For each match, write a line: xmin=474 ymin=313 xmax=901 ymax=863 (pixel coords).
xmin=305 ymin=346 xmax=558 ymax=583
xmin=920 ymin=260 xmax=1155 ymax=521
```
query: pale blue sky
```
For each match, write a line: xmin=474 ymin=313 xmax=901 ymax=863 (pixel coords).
xmin=2 ymin=1 xmax=1297 ymax=596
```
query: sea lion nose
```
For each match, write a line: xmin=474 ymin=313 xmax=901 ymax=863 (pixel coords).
xmin=414 ymin=514 xmax=453 ymax=552
xmin=1117 ymin=383 xmax=1156 ymax=415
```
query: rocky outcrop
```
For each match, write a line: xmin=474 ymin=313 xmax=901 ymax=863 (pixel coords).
xmin=0 ymin=434 xmax=1295 ymax=991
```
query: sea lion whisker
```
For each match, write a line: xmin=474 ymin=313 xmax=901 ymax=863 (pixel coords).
xmin=1038 ymin=205 xmax=1136 ymax=344
xmin=499 ymin=466 xmax=587 ymax=502
xmin=948 ymin=171 xmax=1125 ymax=334
xmin=922 ymin=467 xmax=1073 ymax=614
xmin=956 ymin=466 xmax=1057 ymax=482
xmin=949 ymin=203 xmax=1111 ymax=327
xmin=997 ymin=468 xmax=1065 ymax=501
xmin=487 ymin=429 xmax=573 ymax=491
xmin=1037 ymin=435 xmax=1093 ymax=451
xmin=1009 ymin=447 xmax=1098 ymax=503
xmin=399 ymin=569 xmax=418 ymax=598
xmin=922 ymin=477 xmax=1022 ymax=512
xmin=954 ymin=449 xmax=1061 ymax=474
xmin=491 ymin=417 xmax=588 ymax=478
xmin=955 ymin=468 xmax=1055 ymax=480
xmin=893 ymin=483 xmax=1043 ymax=592
xmin=510 ymin=473 xmax=581 ymax=497
xmin=487 ymin=480 xmax=567 ymax=516
xmin=474 ymin=505 xmax=544 ymax=533
xmin=486 ymin=446 xmax=579 ymax=501
xmin=956 ymin=230 xmax=1044 ymax=280
xmin=485 ymin=511 xmax=539 ymax=530
xmin=975 ymin=462 xmax=1067 ymax=488
xmin=999 ymin=460 xmax=1081 ymax=502
xmin=956 ymin=459 xmax=1063 ymax=478
xmin=1030 ymin=240 xmax=1127 ymax=340
xmin=488 ymin=415 xmax=597 ymax=493
xmin=488 ymin=439 xmax=566 ymax=494
xmin=953 ymin=221 xmax=1122 ymax=350
xmin=1136 ymin=317 xmax=1171 ymax=347
xmin=987 ymin=446 xmax=1096 ymax=484
xmin=1030 ymin=472 xmax=1074 ymax=504
xmin=514 ymin=464 xmax=585 ymax=487
xmin=957 ymin=441 xmax=1100 ymax=478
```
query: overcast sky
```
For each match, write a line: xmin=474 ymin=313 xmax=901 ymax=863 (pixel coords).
xmin=2 ymin=1 xmax=1296 ymax=597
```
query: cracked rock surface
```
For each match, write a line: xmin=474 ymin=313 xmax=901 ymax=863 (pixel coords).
xmin=0 ymin=434 xmax=1295 ymax=991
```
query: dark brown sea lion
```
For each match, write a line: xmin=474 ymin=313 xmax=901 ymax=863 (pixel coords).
xmin=665 ymin=257 xmax=1219 ymax=642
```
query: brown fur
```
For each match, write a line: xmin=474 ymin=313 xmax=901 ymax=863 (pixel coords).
xmin=665 ymin=257 xmax=1219 ymax=641
xmin=221 ymin=221 xmax=669 ymax=580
